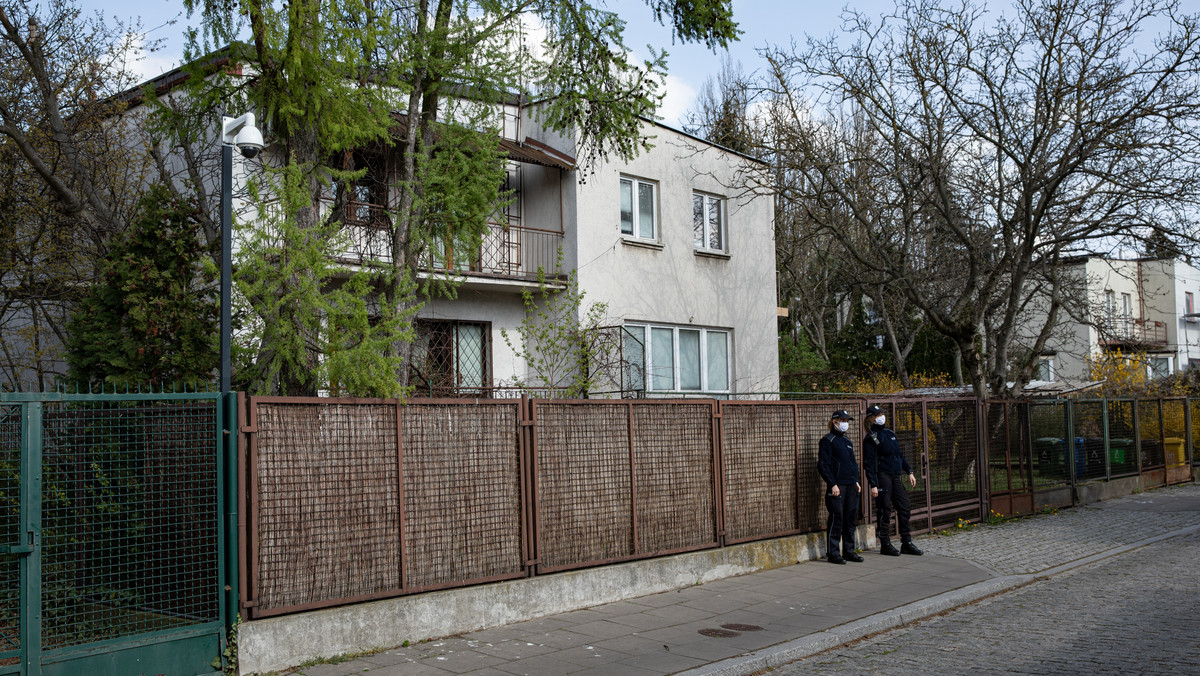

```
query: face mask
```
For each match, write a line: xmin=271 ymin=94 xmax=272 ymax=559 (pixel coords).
xmin=835 ymin=421 xmax=849 ymax=433
xmin=875 ymin=415 xmax=886 ymax=427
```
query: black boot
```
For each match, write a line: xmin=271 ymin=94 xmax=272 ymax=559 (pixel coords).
xmin=900 ymin=541 xmax=923 ymax=556
xmin=880 ymin=542 xmax=900 ymax=556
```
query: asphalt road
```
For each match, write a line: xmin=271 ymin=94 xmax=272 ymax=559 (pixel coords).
xmin=771 ymin=531 xmax=1200 ymax=675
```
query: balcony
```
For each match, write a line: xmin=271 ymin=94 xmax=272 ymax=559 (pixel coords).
xmin=1098 ymin=317 xmax=1168 ymax=348
xmin=315 ymin=199 xmax=565 ymax=285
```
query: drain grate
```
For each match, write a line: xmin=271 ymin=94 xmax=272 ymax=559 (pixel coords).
xmin=698 ymin=628 xmax=740 ymax=638
xmin=721 ymin=623 xmax=764 ymax=632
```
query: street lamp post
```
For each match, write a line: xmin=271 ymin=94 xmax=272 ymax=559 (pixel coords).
xmin=218 ymin=113 xmax=264 ymax=392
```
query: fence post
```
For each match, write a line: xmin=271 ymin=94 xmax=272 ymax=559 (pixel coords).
xmin=1065 ymin=399 xmax=1076 ymax=501
xmin=1102 ymin=400 xmax=1112 ymax=481
xmin=1132 ymin=399 xmax=1142 ymax=479
xmin=712 ymin=400 xmax=726 ymax=548
xmin=921 ymin=400 xmax=933 ymax=533
xmin=627 ymin=402 xmax=638 ymax=556
xmin=19 ymin=401 xmax=43 ymax=676
xmin=978 ymin=400 xmax=989 ymax=519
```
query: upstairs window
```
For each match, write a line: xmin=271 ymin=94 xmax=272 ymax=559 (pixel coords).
xmin=620 ymin=177 xmax=657 ymax=240
xmin=692 ymin=192 xmax=725 ymax=252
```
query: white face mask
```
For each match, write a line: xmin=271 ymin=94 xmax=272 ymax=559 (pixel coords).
xmin=875 ymin=415 xmax=886 ymax=427
xmin=835 ymin=421 xmax=849 ymax=433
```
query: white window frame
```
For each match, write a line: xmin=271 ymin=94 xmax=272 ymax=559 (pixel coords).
xmin=1149 ymin=356 xmax=1171 ymax=379
xmin=623 ymin=323 xmax=731 ymax=393
xmin=692 ymin=191 xmax=726 ymax=253
xmin=1186 ymin=291 xmax=1196 ymax=323
xmin=1035 ymin=357 xmax=1054 ymax=382
xmin=619 ymin=176 xmax=658 ymax=241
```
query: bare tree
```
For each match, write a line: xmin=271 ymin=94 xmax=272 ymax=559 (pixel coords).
xmin=760 ymin=0 xmax=1200 ymax=398
xmin=0 ymin=1 xmax=157 ymax=388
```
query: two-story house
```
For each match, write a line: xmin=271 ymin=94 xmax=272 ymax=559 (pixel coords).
xmin=394 ymin=102 xmax=779 ymax=397
xmin=1024 ymin=255 xmax=1185 ymax=383
xmin=185 ymin=83 xmax=781 ymax=397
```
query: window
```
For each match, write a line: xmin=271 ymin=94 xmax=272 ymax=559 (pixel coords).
xmin=620 ymin=177 xmax=657 ymax=240
xmin=692 ymin=192 xmax=725 ymax=252
xmin=1035 ymin=358 xmax=1054 ymax=382
xmin=622 ymin=323 xmax=730 ymax=393
xmin=411 ymin=320 xmax=491 ymax=394
xmin=1187 ymin=292 xmax=1196 ymax=323
xmin=1149 ymin=356 xmax=1171 ymax=379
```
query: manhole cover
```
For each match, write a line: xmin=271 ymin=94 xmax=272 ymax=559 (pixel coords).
xmin=698 ymin=628 xmax=740 ymax=638
xmin=721 ymin=623 xmax=764 ymax=632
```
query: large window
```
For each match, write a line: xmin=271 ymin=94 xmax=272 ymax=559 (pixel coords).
xmin=622 ymin=323 xmax=730 ymax=393
xmin=411 ymin=320 xmax=491 ymax=394
xmin=692 ymin=192 xmax=725 ymax=252
xmin=620 ymin=177 xmax=657 ymax=240
xmin=1187 ymin=292 xmax=1195 ymax=322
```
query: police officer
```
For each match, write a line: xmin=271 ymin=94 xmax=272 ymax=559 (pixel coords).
xmin=862 ymin=405 xmax=923 ymax=556
xmin=818 ymin=409 xmax=862 ymax=564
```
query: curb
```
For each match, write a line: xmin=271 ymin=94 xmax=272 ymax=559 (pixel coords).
xmin=677 ymin=522 xmax=1200 ymax=676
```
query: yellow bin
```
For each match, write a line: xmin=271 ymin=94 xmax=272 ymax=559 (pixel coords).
xmin=1164 ymin=437 xmax=1186 ymax=467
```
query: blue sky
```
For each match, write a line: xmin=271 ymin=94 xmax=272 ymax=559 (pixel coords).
xmin=92 ymin=0 xmax=898 ymax=126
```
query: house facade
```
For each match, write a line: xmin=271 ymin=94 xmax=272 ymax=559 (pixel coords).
xmin=1029 ymin=255 xmax=1195 ymax=383
xmin=232 ymin=97 xmax=779 ymax=397
xmin=407 ymin=106 xmax=779 ymax=397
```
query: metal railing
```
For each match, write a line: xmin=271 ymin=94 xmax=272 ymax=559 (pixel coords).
xmin=1098 ymin=317 xmax=1168 ymax=346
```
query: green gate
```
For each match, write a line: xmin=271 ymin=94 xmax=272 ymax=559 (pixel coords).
xmin=0 ymin=391 xmax=235 ymax=676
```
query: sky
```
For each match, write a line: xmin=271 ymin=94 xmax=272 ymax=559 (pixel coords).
xmin=88 ymin=0 xmax=899 ymax=128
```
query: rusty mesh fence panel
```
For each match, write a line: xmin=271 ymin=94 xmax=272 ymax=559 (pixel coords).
xmin=797 ymin=404 xmax=851 ymax=534
xmin=893 ymin=403 xmax=928 ymax=515
xmin=1162 ymin=399 xmax=1187 ymax=472
xmin=254 ymin=403 xmax=400 ymax=613
xmin=39 ymin=400 xmax=219 ymax=650
xmin=1 ymin=405 xmax=20 ymax=663
xmin=1107 ymin=400 xmax=1138 ymax=477
xmin=632 ymin=403 xmax=716 ymax=555
xmin=985 ymin=402 xmax=1010 ymax=495
xmin=1071 ymin=400 xmax=1108 ymax=482
xmin=1138 ymin=399 xmax=1164 ymax=470
xmin=1029 ymin=401 xmax=1070 ymax=489
xmin=400 ymin=403 xmax=523 ymax=589
xmin=535 ymin=403 xmax=633 ymax=569
xmin=925 ymin=401 xmax=982 ymax=528
xmin=721 ymin=404 xmax=798 ymax=542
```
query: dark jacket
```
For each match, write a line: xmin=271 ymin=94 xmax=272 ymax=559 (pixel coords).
xmin=863 ymin=425 xmax=912 ymax=487
xmin=818 ymin=430 xmax=859 ymax=487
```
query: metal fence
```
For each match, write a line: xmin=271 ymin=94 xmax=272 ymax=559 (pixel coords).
xmin=1 ymin=391 xmax=232 ymax=676
xmin=986 ymin=397 xmax=1195 ymax=515
xmin=238 ymin=395 xmax=987 ymax=619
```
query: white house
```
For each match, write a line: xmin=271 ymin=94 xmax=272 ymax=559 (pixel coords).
xmin=205 ymin=90 xmax=780 ymax=397
xmin=403 ymin=105 xmax=779 ymax=397
xmin=1026 ymin=255 xmax=1184 ymax=383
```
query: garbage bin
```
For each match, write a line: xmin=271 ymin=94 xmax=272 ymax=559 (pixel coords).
xmin=1109 ymin=438 xmax=1134 ymax=468
xmin=1164 ymin=437 xmax=1185 ymax=467
xmin=1072 ymin=437 xmax=1086 ymax=479
xmin=1035 ymin=437 xmax=1064 ymax=468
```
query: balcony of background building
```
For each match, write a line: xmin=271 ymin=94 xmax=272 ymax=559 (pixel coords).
xmin=1098 ymin=316 xmax=1168 ymax=348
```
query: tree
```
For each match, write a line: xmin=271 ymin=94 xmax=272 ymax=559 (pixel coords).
xmin=165 ymin=0 xmax=739 ymax=396
xmin=0 ymin=1 xmax=158 ymax=388
xmin=760 ymin=0 xmax=1200 ymax=398
xmin=501 ymin=261 xmax=624 ymax=398
xmin=64 ymin=185 xmax=218 ymax=388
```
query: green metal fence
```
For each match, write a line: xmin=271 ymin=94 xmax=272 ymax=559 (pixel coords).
xmin=0 ymin=391 xmax=234 ymax=676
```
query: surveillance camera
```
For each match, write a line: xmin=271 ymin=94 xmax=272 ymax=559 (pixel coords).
xmin=234 ymin=125 xmax=264 ymax=159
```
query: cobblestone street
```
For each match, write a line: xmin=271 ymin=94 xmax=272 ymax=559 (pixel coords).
xmin=775 ymin=486 xmax=1200 ymax=675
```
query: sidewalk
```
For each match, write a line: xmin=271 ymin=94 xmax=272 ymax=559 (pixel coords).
xmin=283 ymin=483 xmax=1200 ymax=676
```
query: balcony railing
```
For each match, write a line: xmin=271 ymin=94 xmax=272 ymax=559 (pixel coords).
xmin=314 ymin=198 xmax=563 ymax=282
xmin=1099 ymin=317 xmax=1167 ymax=347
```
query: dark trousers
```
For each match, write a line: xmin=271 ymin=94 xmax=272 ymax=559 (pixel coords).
xmin=875 ymin=473 xmax=913 ymax=544
xmin=824 ymin=483 xmax=859 ymax=556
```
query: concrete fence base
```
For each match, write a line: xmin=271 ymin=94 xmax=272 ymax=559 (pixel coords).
xmin=237 ymin=526 xmax=877 ymax=675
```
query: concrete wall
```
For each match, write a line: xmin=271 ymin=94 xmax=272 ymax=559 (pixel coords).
xmin=237 ymin=526 xmax=877 ymax=675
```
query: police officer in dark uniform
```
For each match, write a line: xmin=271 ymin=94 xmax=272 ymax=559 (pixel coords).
xmin=862 ymin=405 xmax=923 ymax=556
xmin=818 ymin=409 xmax=863 ymax=564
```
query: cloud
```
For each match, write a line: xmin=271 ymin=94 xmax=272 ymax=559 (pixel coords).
xmin=657 ymin=74 xmax=697 ymax=128
xmin=119 ymin=33 xmax=182 ymax=83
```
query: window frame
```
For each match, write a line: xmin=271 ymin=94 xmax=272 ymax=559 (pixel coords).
xmin=622 ymin=322 xmax=731 ymax=394
xmin=619 ymin=176 xmax=658 ymax=242
xmin=1187 ymin=291 xmax=1196 ymax=323
xmin=692 ymin=191 xmax=726 ymax=253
